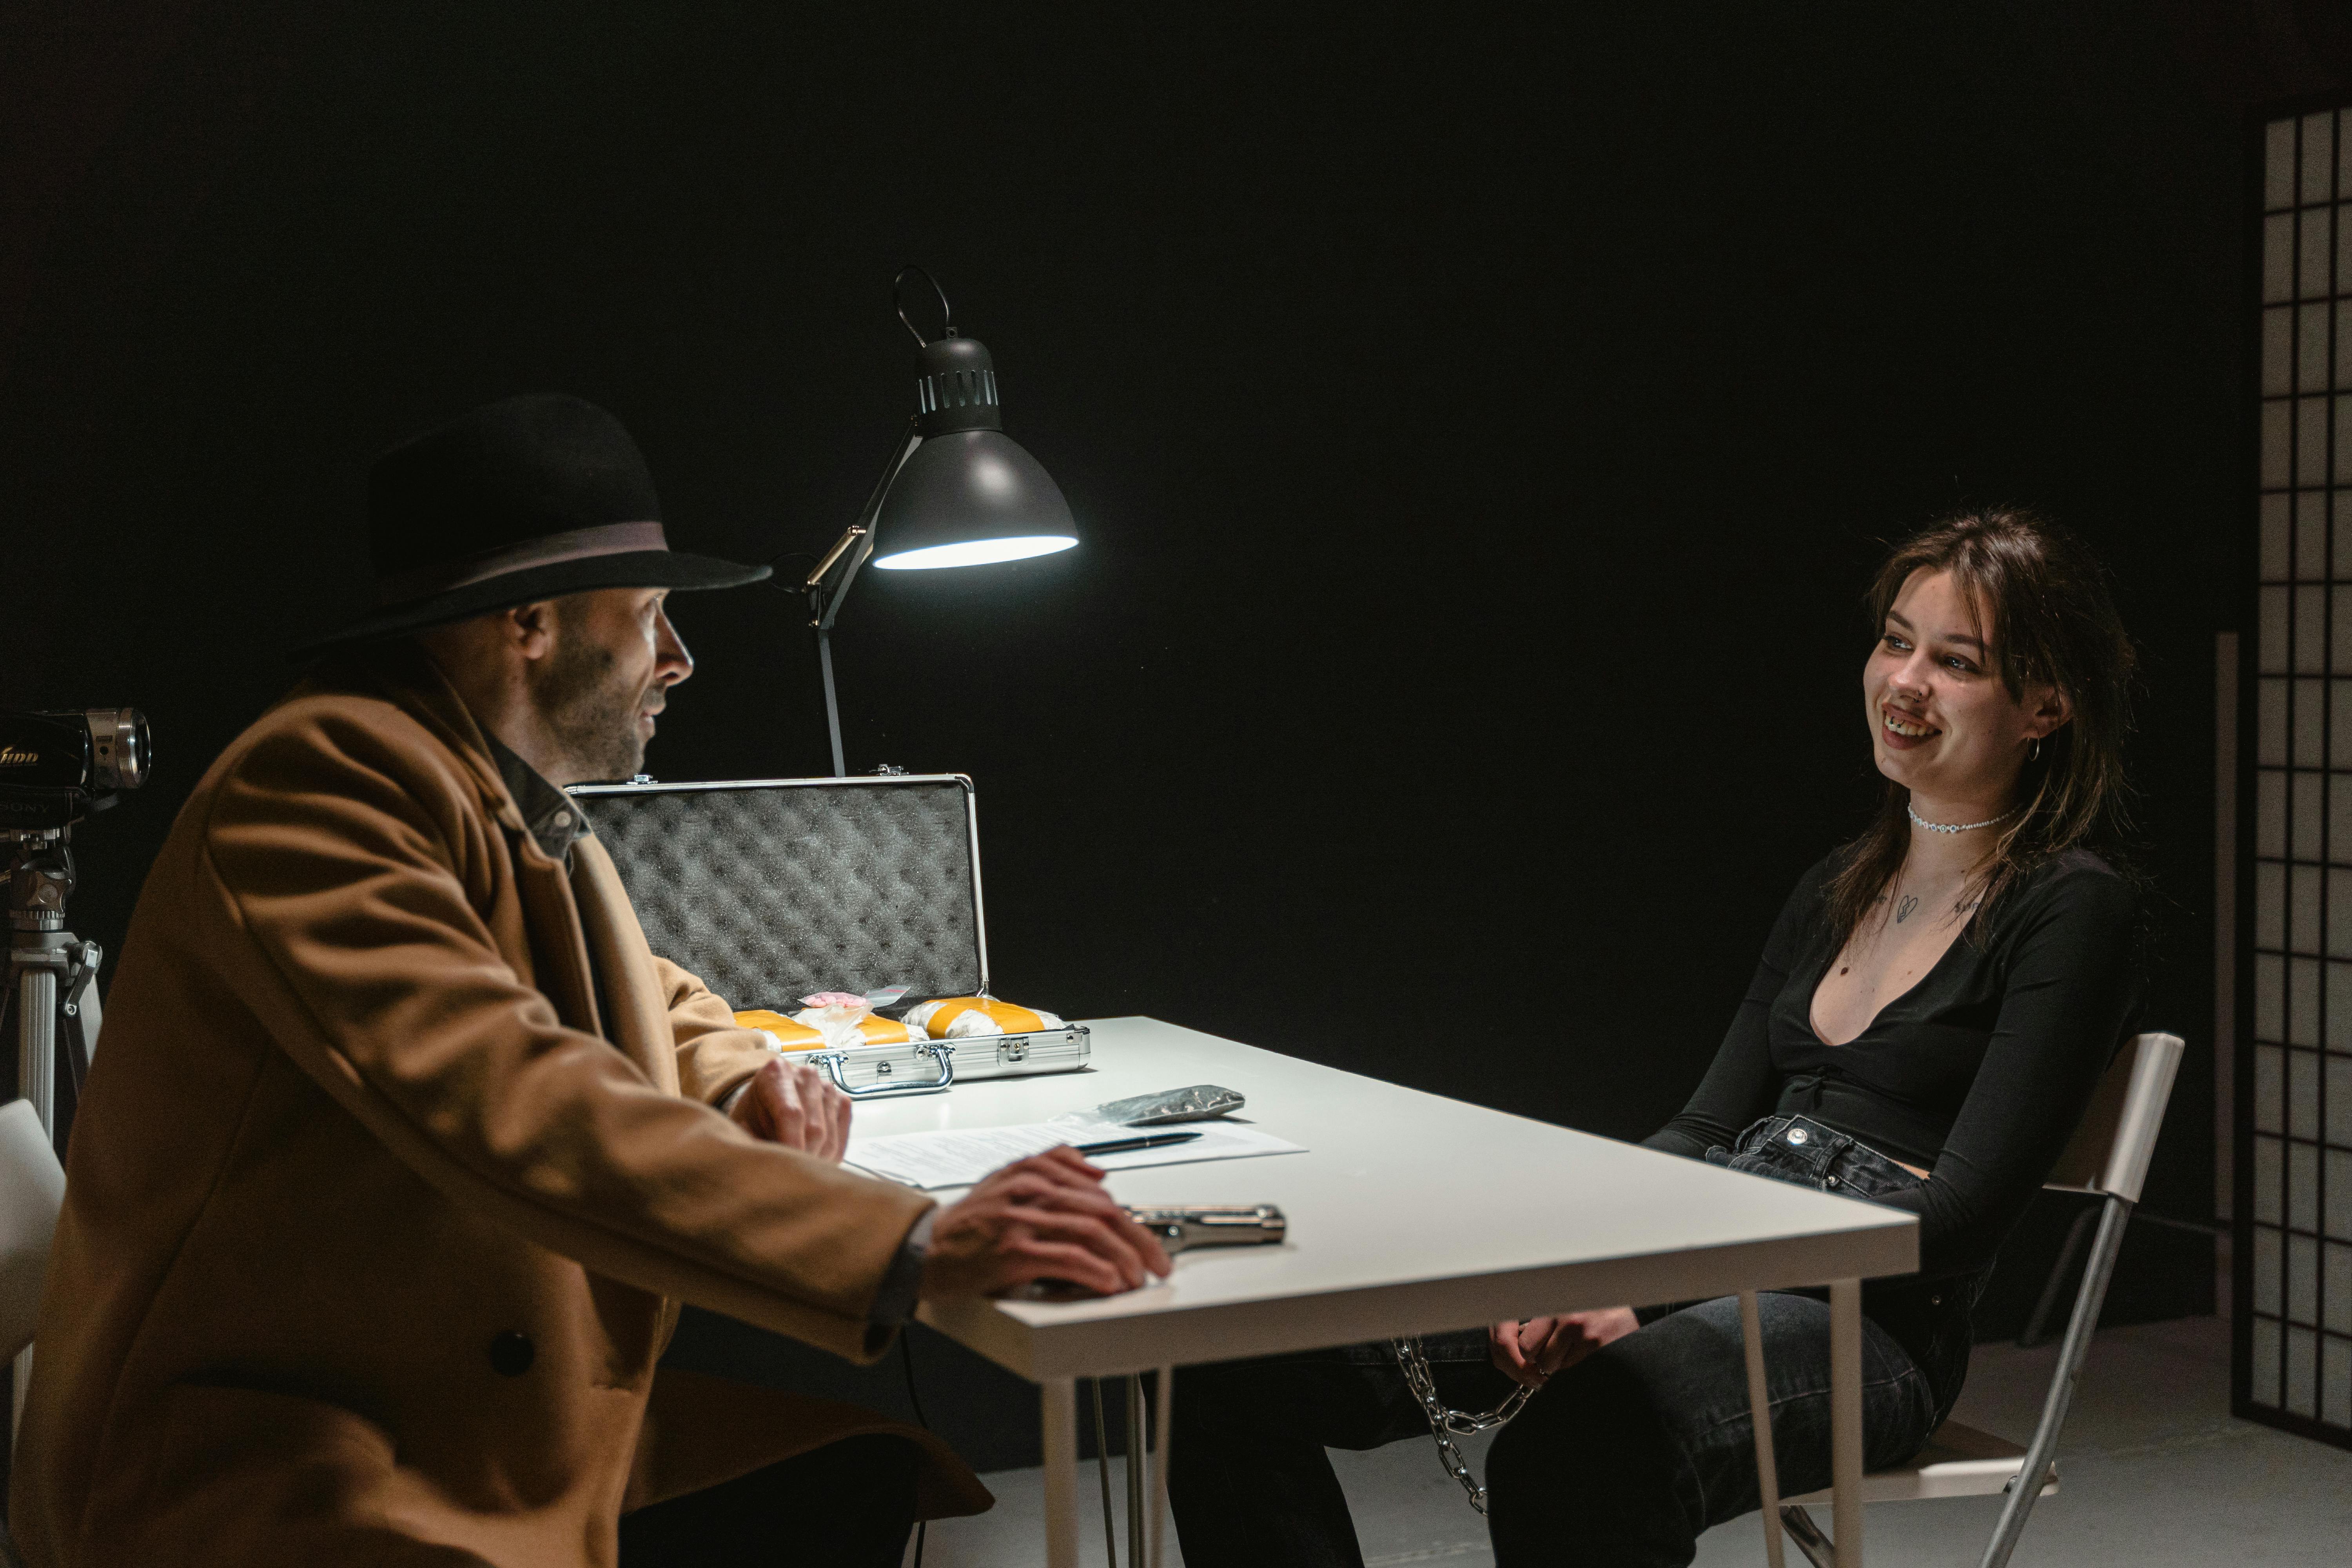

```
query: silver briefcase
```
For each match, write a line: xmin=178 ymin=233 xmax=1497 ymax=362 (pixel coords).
xmin=568 ymin=773 xmax=1089 ymax=1098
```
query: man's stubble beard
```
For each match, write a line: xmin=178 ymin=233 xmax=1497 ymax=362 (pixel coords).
xmin=531 ymin=625 xmax=648 ymax=784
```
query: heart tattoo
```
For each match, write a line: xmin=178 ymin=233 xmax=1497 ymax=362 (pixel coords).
xmin=1896 ymin=895 xmax=1919 ymax=924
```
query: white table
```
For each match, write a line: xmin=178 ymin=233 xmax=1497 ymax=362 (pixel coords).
xmin=862 ymin=1017 xmax=1917 ymax=1566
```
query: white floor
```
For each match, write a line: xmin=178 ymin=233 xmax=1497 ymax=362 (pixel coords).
xmin=917 ymin=1316 xmax=2352 ymax=1566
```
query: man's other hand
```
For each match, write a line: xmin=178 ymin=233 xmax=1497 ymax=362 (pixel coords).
xmin=920 ymin=1146 xmax=1174 ymax=1300
xmin=728 ymin=1058 xmax=852 ymax=1162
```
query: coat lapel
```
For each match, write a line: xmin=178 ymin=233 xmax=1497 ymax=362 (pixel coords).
xmin=333 ymin=643 xmax=676 ymax=1092
xmin=570 ymin=836 xmax=681 ymax=1096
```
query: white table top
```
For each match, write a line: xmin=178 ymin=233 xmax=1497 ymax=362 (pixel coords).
xmin=884 ymin=1018 xmax=1917 ymax=1380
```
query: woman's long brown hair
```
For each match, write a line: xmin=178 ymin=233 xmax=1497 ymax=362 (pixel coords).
xmin=1823 ymin=510 xmax=2138 ymax=949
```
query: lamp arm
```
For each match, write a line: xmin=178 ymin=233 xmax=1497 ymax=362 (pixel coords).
xmin=805 ymin=415 xmax=924 ymax=776
xmin=807 ymin=415 xmax=924 ymax=632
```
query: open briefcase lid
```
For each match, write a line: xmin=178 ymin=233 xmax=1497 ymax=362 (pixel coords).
xmin=566 ymin=774 xmax=990 ymax=1011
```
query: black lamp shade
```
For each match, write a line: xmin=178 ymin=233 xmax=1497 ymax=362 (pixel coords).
xmin=871 ymin=334 xmax=1078 ymax=570
xmin=871 ymin=430 xmax=1078 ymax=570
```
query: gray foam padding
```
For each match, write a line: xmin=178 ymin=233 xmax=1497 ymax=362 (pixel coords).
xmin=581 ymin=780 xmax=983 ymax=1011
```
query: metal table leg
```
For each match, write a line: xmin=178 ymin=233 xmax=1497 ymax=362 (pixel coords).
xmin=1737 ymin=1292 xmax=1786 ymax=1568
xmin=1092 ymin=1380 xmax=1120 ymax=1568
xmin=1149 ymin=1366 xmax=1174 ymax=1568
xmin=1125 ymin=1374 xmax=1145 ymax=1563
xmin=1829 ymin=1279 xmax=1863 ymax=1567
xmin=1042 ymin=1376 xmax=1080 ymax=1568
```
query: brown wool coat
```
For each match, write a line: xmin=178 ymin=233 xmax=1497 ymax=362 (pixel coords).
xmin=9 ymin=645 xmax=989 ymax=1567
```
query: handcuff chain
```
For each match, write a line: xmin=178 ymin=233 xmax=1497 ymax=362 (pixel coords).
xmin=1389 ymin=1336 xmax=1533 ymax=1515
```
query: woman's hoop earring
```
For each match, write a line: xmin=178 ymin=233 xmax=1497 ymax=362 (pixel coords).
xmin=2029 ymin=737 xmax=2042 ymax=763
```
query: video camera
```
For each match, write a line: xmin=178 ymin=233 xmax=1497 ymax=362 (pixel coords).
xmin=0 ymin=710 xmax=152 ymax=829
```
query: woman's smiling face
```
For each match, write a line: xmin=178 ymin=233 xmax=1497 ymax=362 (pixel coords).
xmin=1864 ymin=567 xmax=2059 ymax=809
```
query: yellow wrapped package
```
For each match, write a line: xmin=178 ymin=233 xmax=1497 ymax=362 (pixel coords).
xmin=905 ymin=997 xmax=1066 ymax=1040
xmin=818 ymin=1014 xmax=915 ymax=1047
xmin=731 ymin=1009 xmax=826 ymax=1052
xmin=735 ymin=992 xmax=915 ymax=1053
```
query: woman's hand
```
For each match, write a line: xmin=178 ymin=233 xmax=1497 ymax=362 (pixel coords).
xmin=1488 ymin=1307 xmax=1642 ymax=1389
xmin=920 ymin=1147 xmax=1175 ymax=1300
xmin=727 ymin=1058 xmax=853 ymax=1161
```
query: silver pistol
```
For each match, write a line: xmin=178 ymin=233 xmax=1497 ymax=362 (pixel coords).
xmin=1124 ymin=1204 xmax=1287 ymax=1254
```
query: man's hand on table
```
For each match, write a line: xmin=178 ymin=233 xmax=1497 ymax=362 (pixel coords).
xmin=1489 ymin=1307 xmax=1641 ymax=1389
xmin=728 ymin=1058 xmax=853 ymax=1162
xmin=920 ymin=1146 xmax=1174 ymax=1300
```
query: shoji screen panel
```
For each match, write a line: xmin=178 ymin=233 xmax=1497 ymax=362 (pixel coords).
xmin=2244 ymin=107 xmax=2352 ymax=1447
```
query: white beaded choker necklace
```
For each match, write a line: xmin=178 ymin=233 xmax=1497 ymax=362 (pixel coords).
xmin=1907 ymin=801 xmax=2026 ymax=835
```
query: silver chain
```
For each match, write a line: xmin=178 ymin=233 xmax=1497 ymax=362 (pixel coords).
xmin=1390 ymin=1337 xmax=1532 ymax=1514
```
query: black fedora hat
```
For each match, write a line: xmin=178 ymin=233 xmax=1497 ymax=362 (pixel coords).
xmin=294 ymin=394 xmax=769 ymax=659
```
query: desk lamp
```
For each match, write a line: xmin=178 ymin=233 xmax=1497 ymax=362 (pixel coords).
xmin=801 ymin=269 xmax=1078 ymax=776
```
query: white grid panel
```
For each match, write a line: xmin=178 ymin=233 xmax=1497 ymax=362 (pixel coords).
xmin=2250 ymin=110 xmax=2352 ymax=1440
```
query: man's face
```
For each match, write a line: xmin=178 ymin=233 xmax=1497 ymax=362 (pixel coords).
xmin=528 ymin=588 xmax=692 ymax=784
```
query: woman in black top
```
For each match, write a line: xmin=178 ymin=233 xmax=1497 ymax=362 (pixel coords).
xmin=1165 ymin=511 xmax=2144 ymax=1568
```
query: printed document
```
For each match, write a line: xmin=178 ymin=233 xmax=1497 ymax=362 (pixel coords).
xmin=844 ymin=1119 xmax=1305 ymax=1190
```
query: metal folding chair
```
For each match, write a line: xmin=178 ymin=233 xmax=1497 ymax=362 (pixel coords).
xmin=1749 ymin=1031 xmax=2184 ymax=1568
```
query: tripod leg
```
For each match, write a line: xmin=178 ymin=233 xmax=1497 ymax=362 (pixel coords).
xmin=16 ymin=963 xmax=55 ymax=1139
xmin=12 ymin=1344 xmax=30 ymax=1450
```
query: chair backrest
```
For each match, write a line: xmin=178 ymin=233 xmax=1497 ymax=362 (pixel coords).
xmin=0 ymin=1098 xmax=65 ymax=1363
xmin=2040 ymin=1032 xmax=2183 ymax=1203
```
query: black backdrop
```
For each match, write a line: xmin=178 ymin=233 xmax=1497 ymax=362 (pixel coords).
xmin=0 ymin=2 xmax=2314 ymax=1405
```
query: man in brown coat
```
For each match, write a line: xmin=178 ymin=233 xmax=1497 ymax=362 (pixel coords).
xmin=10 ymin=395 xmax=1166 ymax=1566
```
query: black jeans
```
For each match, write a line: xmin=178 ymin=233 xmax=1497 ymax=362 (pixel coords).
xmin=1169 ymin=1116 xmax=1985 ymax=1568
xmin=617 ymin=1432 xmax=919 ymax=1567
xmin=1171 ymin=1330 xmax=1511 ymax=1568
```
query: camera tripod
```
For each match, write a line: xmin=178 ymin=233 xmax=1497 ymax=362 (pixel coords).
xmin=3 ymin=827 xmax=100 ymax=1444
xmin=2 ymin=827 xmax=101 ymax=1145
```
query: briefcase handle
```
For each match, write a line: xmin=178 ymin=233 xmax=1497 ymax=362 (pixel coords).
xmin=807 ymin=1041 xmax=956 ymax=1099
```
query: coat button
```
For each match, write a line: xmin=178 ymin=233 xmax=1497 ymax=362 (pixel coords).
xmin=488 ymin=1330 xmax=535 ymax=1377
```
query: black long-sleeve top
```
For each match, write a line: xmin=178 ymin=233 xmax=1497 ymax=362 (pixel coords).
xmin=1643 ymin=848 xmax=2141 ymax=1278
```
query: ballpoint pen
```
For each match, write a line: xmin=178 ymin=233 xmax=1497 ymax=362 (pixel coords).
xmin=1070 ymin=1130 xmax=1205 ymax=1156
